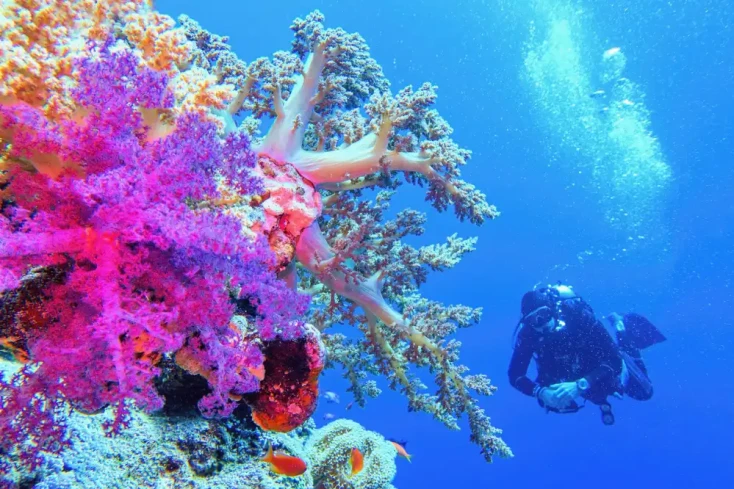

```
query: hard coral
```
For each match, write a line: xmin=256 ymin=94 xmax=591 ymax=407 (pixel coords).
xmin=306 ymin=419 xmax=397 ymax=489
xmin=246 ymin=324 xmax=325 ymax=432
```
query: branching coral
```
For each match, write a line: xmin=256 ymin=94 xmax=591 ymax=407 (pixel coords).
xmin=182 ymin=10 xmax=509 ymax=461
xmin=306 ymin=419 xmax=397 ymax=489
xmin=299 ymin=189 xmax=510 ymax=461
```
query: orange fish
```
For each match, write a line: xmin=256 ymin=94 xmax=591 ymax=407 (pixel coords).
xmin=350 ymin=447 xmax=364 ymax=476
xmin=388 ymin=439 xmax=412 ymax=463
xmin=261 ymin=445 xmax=307 ymax=477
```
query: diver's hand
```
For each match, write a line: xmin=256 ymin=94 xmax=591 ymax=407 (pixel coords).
xmin=538 ymin=387 xmax=562 ymax=409
xmin=606 ymin=312 xmax=624 ymax=326
xmin=548 ymin=382 xmax=580 ymax=409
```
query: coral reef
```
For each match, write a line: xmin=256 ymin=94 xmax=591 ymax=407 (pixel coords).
xmin=1 ymin=356 xmax=315 ymax=489
xmin=0 ymin=27 xmax=307 ymax=474
xmin=2 ymin=356 xmax=399 ymax=489
xmin=1 ymin=1 xmax=512 ymax=481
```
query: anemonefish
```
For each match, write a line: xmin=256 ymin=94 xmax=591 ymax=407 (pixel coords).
xmin=261 ymin=445 xmax=307 ymax=476
xmin=350 ymin=448 xmax=364 ymax=476
xmin=388 ymin=439 xmax=412 ymax=463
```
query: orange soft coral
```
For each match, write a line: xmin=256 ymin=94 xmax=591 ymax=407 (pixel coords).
xmin=0 ymin=0 xmax=193 ymax=120
xmin=0 ymin=0 xmax=80 ymax=116
xmin=122 ymin=11 xmax=193 ymax=73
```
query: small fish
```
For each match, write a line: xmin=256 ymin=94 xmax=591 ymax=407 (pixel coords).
xmin=388 ymin=439 xmax=412 ymax=463
xmin=345 ymin=401 xmax=354 ymax=411
xmin=589 ymin=89 xmax=606 ymax=98
xmin=261 ymin=445 xmax=307 ymax=477
xmin=322 ymin=413 xmax=336 ymax=421
xmin=350 ymin=448 xmax=364 ymax=476
xmin=603 ymin=47 xmax=621 ymax=59
xmin=323 ymin=391 xmax=340 ymax=404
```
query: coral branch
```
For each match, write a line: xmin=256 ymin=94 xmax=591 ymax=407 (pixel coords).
xmin=257 ymin=47 xmax=328 ymax=161
xmin=296 ymin=221 xmax=402 ymax=328
xmin=297 ymin=187 xmax=509 ymax=461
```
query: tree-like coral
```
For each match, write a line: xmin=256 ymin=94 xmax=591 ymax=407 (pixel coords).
xmin=182 ymin=11 xmax=510 ymax=461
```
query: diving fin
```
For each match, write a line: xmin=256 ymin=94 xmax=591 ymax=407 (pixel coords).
xmin=623 ymin=313 xmax=666 ymax=350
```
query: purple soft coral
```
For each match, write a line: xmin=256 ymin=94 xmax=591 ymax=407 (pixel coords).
xmin=0 ymin=45 xmax=308 ymax=470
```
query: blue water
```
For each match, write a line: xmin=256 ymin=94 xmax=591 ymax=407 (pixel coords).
xmin=158 ymin=0 xmax=733 ymax=486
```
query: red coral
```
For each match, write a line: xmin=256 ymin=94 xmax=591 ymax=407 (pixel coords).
xmin=245 ymin=324 xmax=325 ymax=432
xmin=250 ymin=155 xmax=322 ymax=270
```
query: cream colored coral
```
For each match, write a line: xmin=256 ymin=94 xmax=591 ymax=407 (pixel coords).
xmin=306 ymin=419 xmax=397 ymax=489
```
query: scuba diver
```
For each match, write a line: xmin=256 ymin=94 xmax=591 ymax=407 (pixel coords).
xmin=508 ymin=283 xmax=666 ymax=425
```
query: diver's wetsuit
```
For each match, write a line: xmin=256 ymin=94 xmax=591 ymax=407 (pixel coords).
xmin=508 ymin=297 xmax=624 ymax=405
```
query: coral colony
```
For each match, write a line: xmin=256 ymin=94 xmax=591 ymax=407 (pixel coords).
xmin=0 ymin=0 xmax=512 ymax=478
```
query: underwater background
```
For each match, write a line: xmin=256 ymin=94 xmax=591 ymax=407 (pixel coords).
xmin=1 ymin=0 xmax=732 ymax=487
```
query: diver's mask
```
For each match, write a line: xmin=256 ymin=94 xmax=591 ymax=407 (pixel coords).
xmin=522 ymin=305 xmax=568 ymax=333
xmin=522 ymin=306 xmax=554 ymax=331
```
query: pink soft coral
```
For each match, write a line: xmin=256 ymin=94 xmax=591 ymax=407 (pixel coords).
xmin=0 ymin=42 xmax=308 ymax=470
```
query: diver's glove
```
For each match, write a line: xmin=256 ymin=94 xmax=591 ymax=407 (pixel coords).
xmin=537 ymin=388 xmax=582 ymax=413
xmin=606 ymin=312 xmax=625 ymax=331
xmin=537 ymin=384 xmax=578 ymax=411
